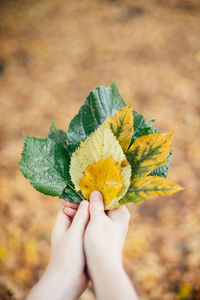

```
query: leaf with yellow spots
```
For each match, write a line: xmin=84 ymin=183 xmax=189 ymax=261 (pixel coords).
xmin=127 ymin=131 xmax=174 ymax=179
xmin=109 ymin=105 xmax=134 ymax=152
xmin=80 ymin=156 xmax=123 ymax=208
xmin=119 ymin=176 xmax=183 ymax=205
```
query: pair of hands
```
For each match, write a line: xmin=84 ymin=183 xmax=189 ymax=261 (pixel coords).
xmin=26 ymin=190 xmax=133 ymax=300
xmin=51 ymin=190 xmax=130 ymax=300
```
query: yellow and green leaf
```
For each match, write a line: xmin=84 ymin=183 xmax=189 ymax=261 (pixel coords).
xmin=109 ymin=105 xmax=133 ymax=152
xmin=70 ymin=120 xmax=131 ymax=206
xmin=80 ymin=156 xmax=123 ymax=207
xmin=127 ymin=131 xmax=173 ymax=179
xmin=119 ymin=176 xmax=183 ymax=205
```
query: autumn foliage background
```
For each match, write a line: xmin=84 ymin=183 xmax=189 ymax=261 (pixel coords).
xmin=0 ymin=0 xmax=200 ymax=299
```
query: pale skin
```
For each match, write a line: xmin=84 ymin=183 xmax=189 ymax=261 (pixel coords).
xmin=26 ymin=191 xmax=138 ymax=300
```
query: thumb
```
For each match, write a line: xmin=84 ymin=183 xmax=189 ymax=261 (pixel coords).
xmin=89 ymin=190 xmax=105 ymax=218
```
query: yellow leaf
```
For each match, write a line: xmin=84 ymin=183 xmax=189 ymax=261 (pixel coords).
xmin=127 ymin=131 xmax=174 ymax=178
xmin=80 ymin=156 xmax=123 ymax=206
xmin=177 ymin=283 xmax=192 ymax=300
xmin=23 ymin=240 xmax=38 ymax=265
xmin=70 ymin=120 xmax=131 ymax=208
xmin=109 ymin=105 xmax=133 ymax=152
xmin=120 ymin=176 xmax=183 ymax=204
xmin=0 ymin=247 xmax=7 ymax=259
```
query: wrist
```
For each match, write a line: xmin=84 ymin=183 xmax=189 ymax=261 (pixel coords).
xmin=43 ymin=264 xmax=74 ymax=299
xmin=87 ymin=253 xmax=124 ymax=281
xmin=46 ymin=261 xmax=87 ymax=300
xmin=86 ymin=249 xmax=122 ymax=268
xmin=27 ymin=263 xmax=79 ymax=300
xmin=48 ymin=256 xmax=79 ymax=285
xmin=86 ymin=257 xmax=137 ymax=300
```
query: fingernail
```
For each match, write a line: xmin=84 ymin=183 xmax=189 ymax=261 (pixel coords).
xmin=80 ymin=200 xmax=89 ymax=208
xmin=90 ymin=190 xmax=102 ymax=201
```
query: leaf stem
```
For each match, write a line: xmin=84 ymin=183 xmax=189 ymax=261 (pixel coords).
xmin=67 ymin=184 xmax=85 ymax=201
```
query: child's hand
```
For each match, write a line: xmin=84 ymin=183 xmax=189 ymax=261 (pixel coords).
xmin=63 ymin=192 xmax=130 ymax=272
xmin=26 ymin=200 xmax=89 ymax=300
xmin=84 ymin=191 xmax=130 ymax=274
xmin=27 ymin=195 xmax=137 ymax=300
xmin=62 ymin=200 xmax=79 ymax=218
xmin=83 ymin=191 xmax=136 ymax=300
xmin=49 ymin=200 xmax=89 ymax=299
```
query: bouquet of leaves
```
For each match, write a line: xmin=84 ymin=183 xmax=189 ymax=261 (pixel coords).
xmin=19 ymin=83 xmax=183 ymax=210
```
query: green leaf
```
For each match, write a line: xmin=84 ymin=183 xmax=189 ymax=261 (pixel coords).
xmin=48 ymin=121 xmax=68 ymax=150
xmin=66 ymin=82 xmax=126 ymax=155
xmin=132 ymin=111 xmax=160 ymax=142
xmin=110 ymin=82 xmax=127 ymax=111
xmin=19 ymin=135 xmax=70 ymax=196
xmin=48 ymin=121 xmax=84 ymax=199
xmin=59 ymin=185 xmax=84 ymax=203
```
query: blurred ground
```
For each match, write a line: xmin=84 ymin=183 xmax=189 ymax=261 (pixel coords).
xmin=0 ymin=0 xmax=200 ymax=299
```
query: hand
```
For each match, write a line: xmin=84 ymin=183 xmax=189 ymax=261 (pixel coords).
xmin=50 ymin=200 xmax=89 ymax=298
xmin=63 ymin=191 xmax=130 ymax=273
xmin=26 ymin=200 xmax=89 ymax=300
xmin=84 ymin=191 xmax=130 ymax=274
xmin=63 ymin=192 xmax=138 ymax=300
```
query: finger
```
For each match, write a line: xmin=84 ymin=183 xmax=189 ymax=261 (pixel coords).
xmin=70 ymin=200 xmax=89 ymax=234
xmin=108 ymin=205 xmax=130 ymax=225
xmin=63 ymin=206 xmax=77 ymax=218
xmin=89 ymin=190 xmax=105 ymax=218
xmin=61 ymin=200 xmax=79 ymax=209
xmin=52 ymin=209 xmax=71 ymax=239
